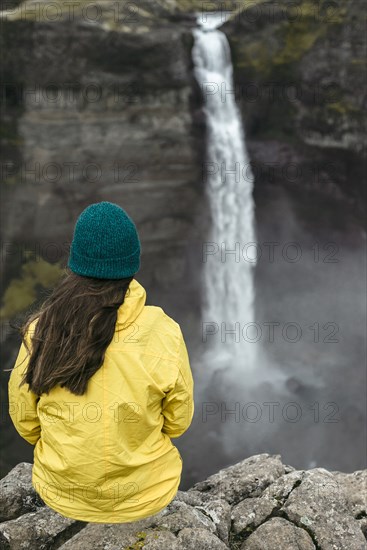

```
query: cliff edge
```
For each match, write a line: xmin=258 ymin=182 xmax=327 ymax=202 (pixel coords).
xmin=0 ymin=453 xmax=366 ymax=549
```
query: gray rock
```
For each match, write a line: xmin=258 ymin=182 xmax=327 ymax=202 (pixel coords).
xmin=284 ymin=463 xmax=296 ymax=474
xmin=137 ymin=528 xmax=180 ymax=550
xmin=0 ymin=463 xmax=44 ymax=522
xmin=281 ymin=468 xmax=367 ymax=550
xmin=231 ymin=470 xmax=306 ymax=535
xmin=177 ymin=527 xmax=229 ymax=549
xmin=193 ymin=498 xmax=232 ymax=544
xmin=1 ymin=455 xmax=366 ymax=550
xmin=331 ymin=469 xmax=367 ymax=518
xmin=175 ymin=490 xmax=232 ymax=543
xmin=241 ymin=517 xmax=316 ymax=550
xmin=175 ymin=489 xmax=213 ymax=507
xmin=0 ymin=506 xmax=84 ymax=550
xmin=155 ymin=499 xmax=216 ymax=533
xmin=57 ymin=508 xmax=169 ymax=549
xmin=358 ymin=517 xmax=367 ymax=540
xmin=262 ymin=470 xmax=305 ymax=503
xmin=57 ymin=524 xmax=143 ymax=550
xmin=189 ymin=453 xmax=285 ymax=505
xmin=231 ymin=496 xmax=278 ymax=535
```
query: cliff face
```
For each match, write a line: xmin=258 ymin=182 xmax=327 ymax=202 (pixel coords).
xmin=222 ymin=0 xmax=366 ymax=212
xmin=0 ymin=454 xmax=366 ymax=549
xmin=0 ymin=0 xmax=208 ymax=334
xmin=3 ymin=0 xmax=364 ymax=327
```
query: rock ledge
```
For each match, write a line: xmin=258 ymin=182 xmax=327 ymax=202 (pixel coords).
xmin=0 ymin=453 xmax=366 ymax=549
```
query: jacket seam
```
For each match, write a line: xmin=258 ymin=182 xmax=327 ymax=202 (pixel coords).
xmin=107 ymin=349 xmax=179 ymax=364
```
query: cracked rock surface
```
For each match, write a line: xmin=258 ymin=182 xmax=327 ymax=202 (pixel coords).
xmin=0 ymin=454 xmax=365 ymax=550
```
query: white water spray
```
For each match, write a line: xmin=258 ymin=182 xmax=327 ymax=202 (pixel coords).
xmin=193 ymin=12 xmax=257 ymax=374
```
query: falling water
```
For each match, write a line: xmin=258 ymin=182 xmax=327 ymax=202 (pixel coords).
xmin=192 ymin=12 xmax=257 ymax=373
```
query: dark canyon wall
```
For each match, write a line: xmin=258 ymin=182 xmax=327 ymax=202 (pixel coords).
xmin=221 ymin=0 xmax=366 ymax=212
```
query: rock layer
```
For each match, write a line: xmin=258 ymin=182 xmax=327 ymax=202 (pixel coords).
xmin=222 ymin=0 xmax=366 ymax=213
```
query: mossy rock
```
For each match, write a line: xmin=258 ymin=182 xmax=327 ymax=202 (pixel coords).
xmin=123 ymin=530 xmax=149 ymax=550
xmin=326 ymin=101 xmax=360 ymax=116
xmin=2 ymin=0 xmax=174 ymax=28
xmin=0 ymin=258 xmax=64 ymax=320
xmin=225 ymin=0 xmax=351 ymax=77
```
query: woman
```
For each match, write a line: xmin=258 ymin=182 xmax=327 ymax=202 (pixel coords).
xmin=8 ymin=201 xmax=194 ymax=523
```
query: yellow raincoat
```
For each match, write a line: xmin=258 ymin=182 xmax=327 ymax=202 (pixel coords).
xmin=8 ymin=278 xmax=194 ymax=523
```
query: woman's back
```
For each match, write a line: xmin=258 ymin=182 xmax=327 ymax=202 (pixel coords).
xmin=8 ymin=202 xmax=194 ymax=523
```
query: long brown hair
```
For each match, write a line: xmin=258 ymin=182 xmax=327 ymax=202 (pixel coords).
xmin=13 ymin=267 xmax=133 ymax=397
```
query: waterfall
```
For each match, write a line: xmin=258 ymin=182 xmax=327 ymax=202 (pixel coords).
xmin=192 ymin=12 xmax=257 ymax=373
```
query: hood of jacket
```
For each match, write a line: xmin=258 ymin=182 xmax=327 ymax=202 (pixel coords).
xmin=116 ymin=278 xmax=146 ymax=327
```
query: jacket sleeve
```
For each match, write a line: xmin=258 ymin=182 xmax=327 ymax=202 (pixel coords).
xmin=161 ymin=329 xmax=194 ymax=439
xmin=8 ymin=324 xmax=41 ymax=446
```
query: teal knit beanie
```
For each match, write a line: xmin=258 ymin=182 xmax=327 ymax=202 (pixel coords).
xmin=68 ymin=201 xmax=141 ymax=279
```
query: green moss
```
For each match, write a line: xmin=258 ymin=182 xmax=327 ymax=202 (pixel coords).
xmin=122 ymin=531 xmax=148 ymax=550
xmin=273 ymin=24 xmax=325 ymax=65
xmin=272 ymin=1 xmax=337 ymax=66
xmin=0 ymin=258 xmax=64 ymax=320
xmin=326 ymin=101 xmax=359 ymax=115
xmin=2 ymin=175 xmax=20 ymax=186
xmin=230 ymin=0 xmax=350 ymax=76
xmin=122 ymin=529 xmax=166 ymax=550
xmin=230 ymin=22 xmax=321 ymax=77
xmin=289 ymin=0 xmax=347 ymax=21
xmin=236 ymin=40 xmax=270 ymax=71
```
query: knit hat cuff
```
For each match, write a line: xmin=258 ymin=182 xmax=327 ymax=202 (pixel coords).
xmin=68 ymin=246 xmax=140 ymax=279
